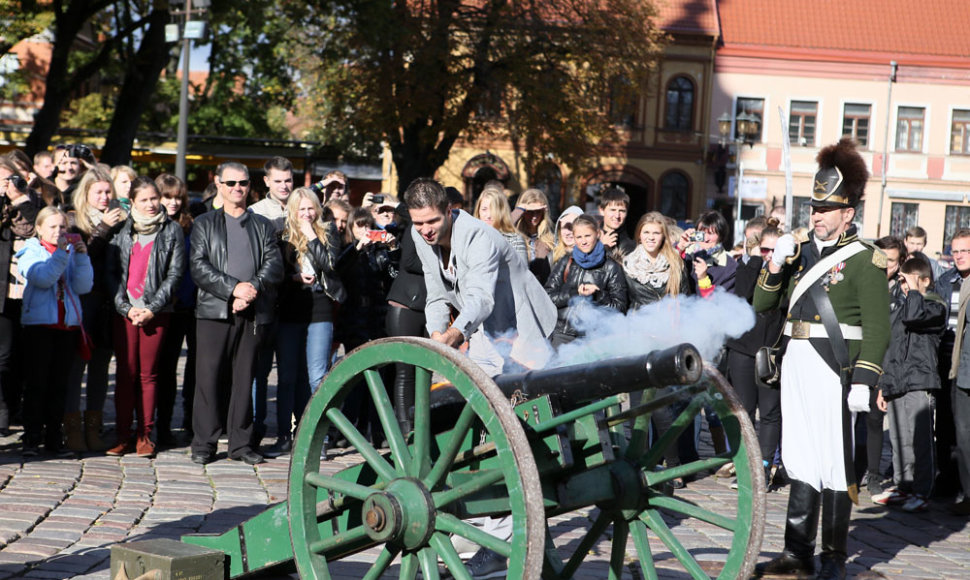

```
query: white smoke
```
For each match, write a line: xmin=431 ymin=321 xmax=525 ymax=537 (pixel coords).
xmin=543 ymin=289 xmax=756 ymax=369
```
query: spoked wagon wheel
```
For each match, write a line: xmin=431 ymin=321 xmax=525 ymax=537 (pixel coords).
xmin=549 ymin=363 xmax=765 ymax=580
xmin=289 ymin=337 xmax=545 ymax=580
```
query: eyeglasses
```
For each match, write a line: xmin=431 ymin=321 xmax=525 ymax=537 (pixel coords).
xmin=953 ymin=249 xmax=970 ymax=256
xmin=760 ymin=247 xmax=775 ymax=254
xmin=377 ymin=207 xmax=395 ymax=214
xmin=221 ymin=179 xmax=250 ymax=188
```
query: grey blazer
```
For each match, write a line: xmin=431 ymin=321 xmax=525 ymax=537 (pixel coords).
xmin=413 ymin=210 xmax=557 ymax=373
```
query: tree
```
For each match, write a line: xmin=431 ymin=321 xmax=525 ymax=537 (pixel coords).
xmin=286 ymin=0 xmax=667 ymax=194
xmin=0 ymin=1 xmax=54 ymax=55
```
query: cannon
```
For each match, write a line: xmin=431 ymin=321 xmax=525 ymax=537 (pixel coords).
xmin=181 ymin=337 xmax=765 ymax=579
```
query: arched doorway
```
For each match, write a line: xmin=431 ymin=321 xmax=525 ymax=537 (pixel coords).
xmin=461 ymin=153 xmax=511 ymax=210
xmin=581 ymin=166 xmax=654 ymax=237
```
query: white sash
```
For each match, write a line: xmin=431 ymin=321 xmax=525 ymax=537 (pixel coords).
xmin=787 ymin=241 xmax=867 ymax=315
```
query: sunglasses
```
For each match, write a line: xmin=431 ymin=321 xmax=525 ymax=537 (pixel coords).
xmin=377 ymin=206 xmax=395 ymax=214
xmin=760 ymin=247 xmax=775 ymax=254
xmin=221 ymin=179 xmax=250 ymax=187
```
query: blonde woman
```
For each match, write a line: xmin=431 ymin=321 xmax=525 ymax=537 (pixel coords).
xmin=270 ymin=188 xmax=346 ymax=454
xmin=474 ymin=188 xmax=528 ymax=264
xmin=623 ymin=212 xmax=690 ymax=308
xmin=513 ymin=188 xmax=556 ymax=283
xmin=64 ymin=167 xmax=126 ymax=452
xmin=552 ymin=205 xmax=583 ymax=263
xmin=110 ymin=165 xmax=137 ymax=207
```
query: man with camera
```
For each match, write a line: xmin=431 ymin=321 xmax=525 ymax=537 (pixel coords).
xmin=753 ymin=139 xmax=890 ymax=580
xmin=52 ymin=144 xmax=95 ymax=200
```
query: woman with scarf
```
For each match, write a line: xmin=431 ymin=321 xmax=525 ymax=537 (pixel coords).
xmin=544 ymin=214 xmax=627 ymax=347
xmin=18 ymin=207 xmax=93 ymax=456
xmin=677 ymin=209 xmax=738 ymax=297
xmin=64 ymin=167 xmax=127 ymax=452
xmin=105 ymin=177 xmax=185 ymax=457
xmin=623 ymin=212 xmax=690 ymax=308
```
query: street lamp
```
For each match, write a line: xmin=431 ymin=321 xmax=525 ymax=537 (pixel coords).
xmin=718 ymin=110 xmax=760 ymax=243
xmin=168 ymin=0 xmax=210 ymax=182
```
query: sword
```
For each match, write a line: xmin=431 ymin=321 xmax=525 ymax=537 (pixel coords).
xmin=778 ymin=106 xmax=793 ymax=232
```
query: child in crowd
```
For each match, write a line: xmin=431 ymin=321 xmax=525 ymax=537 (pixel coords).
xmin=874 ymin=255 xmax=946 ymax=512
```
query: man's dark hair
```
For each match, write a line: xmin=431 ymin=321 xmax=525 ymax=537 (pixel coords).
xmin=404 ymin=178 xmax=449 ymax=213
xmin=901 ymin=255 xmax=933 ymax=282
xmin=905 ymin=226 xmax=928 ymax=241
xmin=598 ymin=187 xmax=630 ymax=210
xmin=696 ymin=209 xmax=729 ymax=244
xmin=216 ymin=161 xmax=249 ymax=179
xmin=263 ymin=156 xmax=293 ymax=174
xmin=875 ymin=235 xmax=907 ymax=260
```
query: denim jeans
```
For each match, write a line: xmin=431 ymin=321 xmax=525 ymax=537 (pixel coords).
xmin=307 ymin=321 xmax=334 ymax=395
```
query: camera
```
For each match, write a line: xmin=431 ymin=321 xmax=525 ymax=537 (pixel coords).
xmin=4 ymin=175 xmax=28 ymax=194
xmin=366 ymin=229 xmax=391 ymax=242
xmin=63 ymin=144 xmax=94 ymax=162
xmin=372 ymin=194 xmax=384 ymax=204
xmin=691 ymin=248 xmax=717 ymax=267
xmin=690 ymin=231 xmax=706 ymax=242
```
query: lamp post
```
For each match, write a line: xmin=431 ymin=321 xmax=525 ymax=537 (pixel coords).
xmin=168 ymin=0 xmax=210 ymax=182
xmin=718 ymin=111 xmax=760 ymax=244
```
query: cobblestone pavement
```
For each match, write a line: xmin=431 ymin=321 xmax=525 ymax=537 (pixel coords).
xmin=0 ymin=370 xmax=968 ymax=578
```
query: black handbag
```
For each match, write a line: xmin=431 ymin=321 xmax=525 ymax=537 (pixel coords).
xmin=755 ymin=345 xmax=781 ymax=389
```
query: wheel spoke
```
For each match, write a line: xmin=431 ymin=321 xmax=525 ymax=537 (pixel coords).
xmin=304 ymin=472 xmax=375 ymax=501
xmin=647 ymin=494 xmax=737 ymax=531
xmin=364 ymin=369 xmax=412 ymax=475
xmin=399 ymin=552 xmax=418 ymax=580
xmin=630 ymin=519 xmax=659 ymax=580
xmin=326 ymin=407 xmax=397 ymax=483
xmin=431 ymin=531 xmax=473 ymax=580
xmin=560 ymin=510 xmax=612 ymax=579
xmin=308 ymin=523 xmax=370 ymax=555
xmin=362 ymin=544 xmax=401 ymax=580
xmin=418 ymin=547 xmax=441 ymax=580
xmin=641 ymin=396 xmax=705 ymax=470
xmin=411 ymin=366 xmax=432 ymax=479
xmin=609 ymin=519 xmax=630 ymax=580
xmin=432 ymin=468 xmax=506 ymax=508
xmin=424 ymin=403 xmax=476 ymax=489
xmin=436 ymin=513 xmax=511 ymax=558
xmin=640 ymin=509 xmax=709 ymax=580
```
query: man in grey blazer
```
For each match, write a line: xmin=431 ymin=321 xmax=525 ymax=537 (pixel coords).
xmin=405 ymin=177 xmax=557 ymax=377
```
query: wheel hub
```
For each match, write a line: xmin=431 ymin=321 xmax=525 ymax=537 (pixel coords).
xmin=362 ymin=478 xmax=436 ymax=550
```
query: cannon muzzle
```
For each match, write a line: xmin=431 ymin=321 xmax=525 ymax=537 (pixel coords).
xmin=432 ymin=343 xmax=702 ymax=407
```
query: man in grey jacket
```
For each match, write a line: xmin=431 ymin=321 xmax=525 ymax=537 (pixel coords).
xmin=406 ymin=177 xmax=556 ymax=377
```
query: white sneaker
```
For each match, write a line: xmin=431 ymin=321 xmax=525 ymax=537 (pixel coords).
xmin=902 ymin=495 xmax=929 ymax=512
xmin=451 ymin=534 xmax=479 ymax=560
xmin=466 ymin=548 xmax=507 ymax=579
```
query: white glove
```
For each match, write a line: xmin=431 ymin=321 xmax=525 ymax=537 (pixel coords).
xmin=771 ymin=234 xmax=797 ymax=267
xmin=847 ymin=384 xmax=870 ymax=413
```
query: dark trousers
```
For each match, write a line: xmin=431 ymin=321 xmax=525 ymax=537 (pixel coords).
xmin=385 ymin=304 xmax=426 ymax=430
xmin=0 ymin=300 xmax=23 ymax=428
xmin=192 ymin=317 xmax=264 ymax=458
xmin=22 ymin=325 xmax=77 ymax=448
xmin=113 ymin=313 xmax=168 ymax=440
xmin=156 ymin=310 xmax=197 ymax=433
xmin=952 ymin=383 xmax=970 ymax=498
xmin=727 ymin=349 xmax=781 ymax=464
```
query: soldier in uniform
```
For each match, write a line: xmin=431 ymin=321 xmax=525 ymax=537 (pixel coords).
xmin=753 ymin=139 xmax=890 ymax=580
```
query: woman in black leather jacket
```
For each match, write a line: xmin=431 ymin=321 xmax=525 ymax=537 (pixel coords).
xmin=623 ymin=212 xmax=690 ymax=309
xmin=544 ymin=214 xmax=627 ymax=346
xmin=104 ymin=177 xmax=185 ymax=457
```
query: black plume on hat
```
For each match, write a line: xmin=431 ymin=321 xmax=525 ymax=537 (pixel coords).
xmin=812 ymin=138 xmax=869 ymax=208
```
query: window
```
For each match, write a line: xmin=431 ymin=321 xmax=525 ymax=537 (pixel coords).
xmin=664 ymin=76 xmax=694 ymax=131
xmin=659 ymin=172 xmax=689 ymax=220
xmin=951 ymin=109 xmax=970 ymax=155
xmin=793 ymin=197 xmax=812 ymax=230
xmin=945 ymin=205 xmax=970 ymax=250
xmin=890 ymin=202 xmax=919 ymax=237
xmin=476 ymin=80 xmax=504 ymax=119
xmin=896 ymin=106 xmax=925 ymax=152
xmin=789 ymin=101 xmax=818 ymax=146
xmin=735 ymin=98 xmax=764 ymax=142
xmin=842 ymin=103 xmax=871 ymax=147
xmin=608 ymin=77 xmax=637 ymax=128
xmin=532 ymin=162 xmax=563 ymax=212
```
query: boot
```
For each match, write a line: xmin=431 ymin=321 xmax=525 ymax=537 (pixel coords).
xmin=709 ymin=424 xmax=727 ymax=455
xmin=63 ymin=411 xmax=87 ymax=453
xmin=83 ymin=410 xmax=109 ymax=452
xmin=817 ymin=489 xmax=851 ymax=579
xmin=754 ymin=479 xmax=819 ymax=577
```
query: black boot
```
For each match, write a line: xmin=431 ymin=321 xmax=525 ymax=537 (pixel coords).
xmin=816 ymin=489 xmax=851 ymax=579
xmin=754 ymin=479 xmax=819 ymax=577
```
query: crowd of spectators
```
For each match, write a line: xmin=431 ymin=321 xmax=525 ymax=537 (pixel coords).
xmin=2 ymin=144 xmax=970 ymax=524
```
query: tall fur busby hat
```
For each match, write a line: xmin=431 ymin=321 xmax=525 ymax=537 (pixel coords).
xmin=811 ymin=138 xmax=869 ymax=208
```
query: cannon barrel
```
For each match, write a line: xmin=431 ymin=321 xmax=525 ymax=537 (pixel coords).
xmin=431 ymin=343 xmax=702 ymax=407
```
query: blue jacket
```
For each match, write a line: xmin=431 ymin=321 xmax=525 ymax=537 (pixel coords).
xmin=17 ymin=238 xmax=94 ymax=327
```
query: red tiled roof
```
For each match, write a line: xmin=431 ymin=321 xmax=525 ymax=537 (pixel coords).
xmin=656 ymin=0 xmax=719 ymax=36
xmin=717 ymin=0 xmax=970 ymax=58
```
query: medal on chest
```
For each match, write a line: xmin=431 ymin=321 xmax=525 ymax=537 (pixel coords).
xmin=821 ymin=261 xmax=846 ymax=290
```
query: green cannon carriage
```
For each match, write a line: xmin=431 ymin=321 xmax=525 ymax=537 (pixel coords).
xmin=182 ymin=337 xmax=766 ymax=579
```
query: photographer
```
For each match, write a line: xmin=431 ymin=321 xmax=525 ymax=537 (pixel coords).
xmin=0 ymin=159 xmax=42 ymax=435
xmin=678 ymin=209 xmax=737 ymax=297
xmin=52 ymin=144 xmax=96 ymax=202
